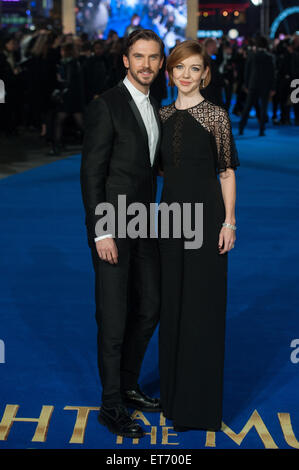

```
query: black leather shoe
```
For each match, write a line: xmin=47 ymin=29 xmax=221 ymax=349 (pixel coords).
xmin=122 ymin=385 xmax=162 ymax=412
xmin=98 ymin=404 xmax=145 ymax=438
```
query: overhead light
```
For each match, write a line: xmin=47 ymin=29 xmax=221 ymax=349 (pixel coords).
xmin=222 ymin=11 xmax=229 ymax=17
xmin=251 ymin=0 xmax=263 ymax=5
xmin=228 ymin=29 xmax=239 ymax=39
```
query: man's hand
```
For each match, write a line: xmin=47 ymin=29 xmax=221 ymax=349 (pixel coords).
xmin=95 ymin=238 xmax=118 ymax=264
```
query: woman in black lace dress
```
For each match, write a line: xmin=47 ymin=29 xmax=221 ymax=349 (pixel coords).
xmin=158 ymin=40 xmax=240 ymax=431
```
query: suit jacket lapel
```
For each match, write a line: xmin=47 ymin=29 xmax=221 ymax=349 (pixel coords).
xmin=117 ymin=80 xmax=161 ymax=167
xmin=150 ymin=95 xmax=161 ymax=167
xmin=117 ymin=81 xmax=149 ymax=149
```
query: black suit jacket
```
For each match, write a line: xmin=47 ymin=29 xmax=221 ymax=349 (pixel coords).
xmin=201 ymin=58 xmax=225 ymax=107
xmin=244 ymin=49 xmax=276 ymax=93
xmin=80 ymin=80 xmax=161 ymax=246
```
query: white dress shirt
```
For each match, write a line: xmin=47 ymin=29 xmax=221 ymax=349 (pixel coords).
xmin=122 ymin=75 xmax=159 ymax=166
xmin=94 ymin=76 xmax=159 ymax=242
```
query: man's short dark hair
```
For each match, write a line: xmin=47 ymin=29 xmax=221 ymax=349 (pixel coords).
xmin=124 ymin=29 xmax=164 ymax=58
xmin=256 ymin=36 xmax=269 ymax=50
xmin=93 ymin=39 xmax=105 ymax=48
xmin=203 ymin=38 xmax=217 ymax=48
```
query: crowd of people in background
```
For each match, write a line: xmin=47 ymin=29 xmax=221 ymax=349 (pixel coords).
xmin=0 ymin=25 xmax=299 ymax=155
xmin=201 ymin=34 xmax=299 ymax=136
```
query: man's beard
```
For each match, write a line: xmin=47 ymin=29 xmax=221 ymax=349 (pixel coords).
xmin=129 ymin=67 xmax=157 ymax=86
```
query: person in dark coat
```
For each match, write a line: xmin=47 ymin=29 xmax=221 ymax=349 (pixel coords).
xmin=239 ymin=36 xmax=276 ymax=136
xmin=83 ymin=40 xmax=108 ymax=105
xmin=24 ymin=31 xmax=59 ymax=135
xmin=232 ymin=46 xmax=248 ymax=116
xmin=219 ymin=42 xmax=235 ymax=111
xmin=48 ymin=41 xmax=86 ymax=155
xmin=0 ymin=34 xmax=23 ymax=135
xmin=201 ymin=38 xmax=225 ymax=107
xmin=271 ymin=40 xmax=283 ymax=125
xmin=277 ymin=39 xmax=293 ymax=125
xmin=104 ymin=38 xmax=127 ymax=89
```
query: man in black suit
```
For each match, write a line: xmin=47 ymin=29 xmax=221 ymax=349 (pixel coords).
xmin=239 ymin=36 xmax=276 ymax=136
xmin=201 ymin=38 xmax=225 ymax=107
xmin=80 ymin=30 xmax=164 ymax=438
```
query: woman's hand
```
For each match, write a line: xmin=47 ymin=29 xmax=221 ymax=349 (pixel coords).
xmin=218 ymin=226 xmax=236 ymax=254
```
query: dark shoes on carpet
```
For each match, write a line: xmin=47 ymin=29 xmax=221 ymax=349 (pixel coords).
xmin=98 ymin=404 xmax=144 ymax=438
xmin=47 ymin=144 xmax=66 ymax=157
xmin=239 ymin=127 xmax=266 ymax=137
xmin=47 ymin=148 xmax=61 ymax=156
xmin=98 ymin=386 xmax=161 ymax=437
xmin=122 ymin=385 xmax=162 ymax=412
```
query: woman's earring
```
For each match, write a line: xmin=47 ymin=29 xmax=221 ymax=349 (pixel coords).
xmin=201 ymin=78 xmax=206 ymax=88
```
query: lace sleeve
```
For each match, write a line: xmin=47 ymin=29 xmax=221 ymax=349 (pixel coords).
xmin=213 ymin=108 xmax=240 ymax=173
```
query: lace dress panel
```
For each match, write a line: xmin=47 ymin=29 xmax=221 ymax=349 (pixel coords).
xmin=159 ymin=103 xmax=176 ymax=123
xmin=172 ymin=111 xmax=185 ymax=168
xmin=159 ymin=101 xmax=240 ymax=173
xmin=159 ymin=104 xmax=182 ymax=168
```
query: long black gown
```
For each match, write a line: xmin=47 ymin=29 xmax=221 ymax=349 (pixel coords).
xmin=158 ymin=99 xmax=239 ymax=431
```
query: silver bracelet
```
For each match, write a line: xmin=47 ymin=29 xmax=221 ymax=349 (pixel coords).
xmin=222 ymin=222 xmax=237 ymax=230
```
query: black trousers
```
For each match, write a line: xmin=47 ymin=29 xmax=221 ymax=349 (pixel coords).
xmin=90 ymin=236 xmax=160 ymax=406
xmin=239 ymin=88 xmax=270 ymax=133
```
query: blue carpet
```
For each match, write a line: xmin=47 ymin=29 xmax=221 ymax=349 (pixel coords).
xmin=1 ymin=115 xmax=299 ymax=449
